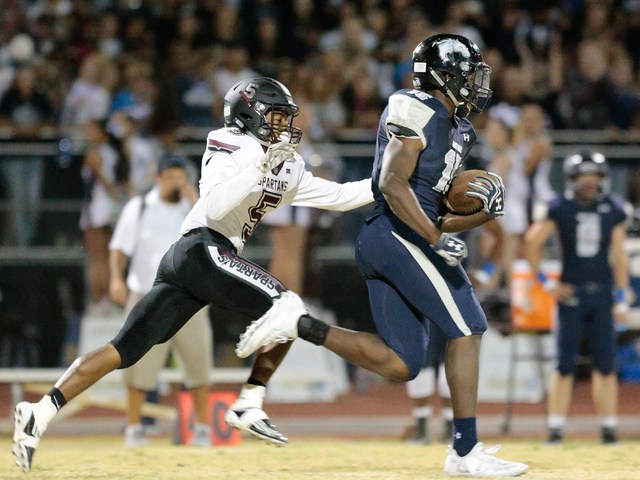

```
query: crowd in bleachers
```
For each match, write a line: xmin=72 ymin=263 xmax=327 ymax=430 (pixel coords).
xmin=1 ymin=0 xmax=640 ymax=138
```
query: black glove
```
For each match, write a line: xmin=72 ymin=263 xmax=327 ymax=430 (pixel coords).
xmin=467 ymin=171 xmax=505 ymax=218
xmin=431 ymin=233 xmax=468 ymax=267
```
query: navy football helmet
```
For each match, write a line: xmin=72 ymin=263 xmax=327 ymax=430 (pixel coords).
xmin=563 ymin=150 xmax=609 ymax=197
xmin=224 ymin=77 xmax=302 ymax=146
xmin=412 ymin=33 xmax=492 ymax=116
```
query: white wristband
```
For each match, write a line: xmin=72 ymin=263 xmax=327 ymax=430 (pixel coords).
xmin=614 ymin=302 xmax=630 ymax=314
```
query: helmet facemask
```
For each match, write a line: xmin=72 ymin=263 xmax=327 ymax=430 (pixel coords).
xmin=424 ymin=62 xmax=492 ymax=117
xmin=263 ymin=107 xmax=303 ymax=145
xmin=233 ymin=102 xmax=302 ymax=146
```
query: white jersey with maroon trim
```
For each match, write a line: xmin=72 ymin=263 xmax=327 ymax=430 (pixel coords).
xmin=181 ymin=127 xmax=373 ymax=252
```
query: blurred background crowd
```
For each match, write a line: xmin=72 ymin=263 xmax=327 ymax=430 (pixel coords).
xmin=2 ymin=0 xmax=640 ymax=371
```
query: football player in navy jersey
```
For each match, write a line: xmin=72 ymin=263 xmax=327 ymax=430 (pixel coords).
xmin=237 ymin=34 xmax=528 ymax=477
xmin=525 ymin=151 xmax=629 ymax=444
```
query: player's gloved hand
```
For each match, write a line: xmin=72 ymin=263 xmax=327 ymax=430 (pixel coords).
xmin=258 ymin=133 xmax=298 ymax=174
xmin=431 ymin=233 xmax=468 ymax=267
xmin=466 ymin=171 xmax=505 ymax=218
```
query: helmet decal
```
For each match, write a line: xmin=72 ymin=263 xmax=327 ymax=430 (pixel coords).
xmin=239 ymin=82 xmax=259 ymax=103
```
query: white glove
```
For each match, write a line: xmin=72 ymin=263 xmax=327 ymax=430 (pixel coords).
xmin=431 ymin=233 xmax=468 ymax=267
xmin=467 ymin=171 xmax=505 ymax=218
xmin=257 ymin=133 xmax=298 ymax=174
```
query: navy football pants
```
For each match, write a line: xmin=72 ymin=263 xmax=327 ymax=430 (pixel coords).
xmin=556 ymin=287 xmax=616 ymax=375
xmin=356 ymin=214 xmax=487 ymax=379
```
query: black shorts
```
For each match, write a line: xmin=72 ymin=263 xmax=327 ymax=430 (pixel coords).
xmin=111 ymin=227 xmax=285 ymax=368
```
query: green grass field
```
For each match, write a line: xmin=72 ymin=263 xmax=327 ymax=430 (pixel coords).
xmin=2 ymin=436 xmax=639 ymax=480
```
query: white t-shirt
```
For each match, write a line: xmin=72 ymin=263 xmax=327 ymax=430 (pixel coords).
xmin=180 ymin=127 xmax=373 ymax=252
xmin=110 ymin=187 xmax=192 ymax=294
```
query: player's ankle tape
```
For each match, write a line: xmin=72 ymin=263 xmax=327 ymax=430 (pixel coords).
xmin=298 ymin=315 xmax=329 ymax=346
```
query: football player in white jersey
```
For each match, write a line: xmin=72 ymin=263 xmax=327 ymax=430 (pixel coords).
xmin=13 ymin=77 xmax=373 ymax=473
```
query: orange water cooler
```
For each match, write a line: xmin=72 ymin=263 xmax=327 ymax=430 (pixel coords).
xmin=510 ymin=259 xmax=561 ymax=332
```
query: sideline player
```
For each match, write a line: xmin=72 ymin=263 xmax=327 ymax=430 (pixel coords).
xmin=524 ymin=151 xmax=629 ymax=444
xmin=237 ymin=34 xmax=528 ymax=477
xmin=13 ymin=77 xmax=373 ymax=473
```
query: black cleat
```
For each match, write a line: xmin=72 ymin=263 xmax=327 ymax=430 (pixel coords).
xmin=601 ymin=427 xmax=619 ymax=445
xmin=547 ymin=428 xmax=563 ymax=444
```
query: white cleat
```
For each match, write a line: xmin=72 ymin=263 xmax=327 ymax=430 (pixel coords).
xmin=13 ymin=402 xmax=43 ymax=473
xmin=235 ymin=291 xmax=307 ymax=358
xmin=124 ymin=424 xmax=149 ymax=447
xmin=188 ymin=424 xmax=212 ymax=447
xmin=444 ymin=442 xmax=528 ymax=477
xmin=225 ymin=407 xmax=288 ymax=446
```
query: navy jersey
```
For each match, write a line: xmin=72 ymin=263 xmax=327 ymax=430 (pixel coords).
xmin=371 ymin=89 xmax=477 ymax=223
xmin=547 ymin=195 xmax=626 ymax=285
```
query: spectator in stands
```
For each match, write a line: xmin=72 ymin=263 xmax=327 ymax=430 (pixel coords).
xmin=61 ymin=52 xmax=115 ymax=126
xmin=482 ymin=0 xmax=528 ymax=64
xmin=110 ymin=59 xmax=155 ymax=121
xmin=173 ymin=6 xmax=207 ymax=52
xmin=515 ymin=8 xmax=564 ymax=128
xmin=212 ymin=44 xmax=258 ymax=101
xmin=79 ymin=119 xmax=128 ymax=316
xmin=304 ymin=57 xmax=347 ymax=140
xmin=97 ymin=10 xmax=122 ymax=59
xmin=0 ymin=64 xmax=54 ymax=246
xmin=176 ymin=47 xmax=223 ymax=132
xmin=285 ymin=0 xmax=322 ymax=61
xmin=121 ymin=15 xmax=156 ymax=62
xmin=319 ymin=15 xmax=378 ymax=63
xmin=342 ymin=66 xmax=385 ymax=129
xmin=441 ymin=0 xmax=486 ymax=50
xmin=557 ymin=39 xmax=611 ymax=129
xmin=607 ymin=49 xmax=640 ymax=130
xmin=109 ymin=153 xmax=210 ymax=447
xmin=251 ymin=15 xmax=283 ymax=78
xmin=524 ymin=150 xmax=629 ymax=444
xmin=209 ymin=2 xmax=241 ymax=45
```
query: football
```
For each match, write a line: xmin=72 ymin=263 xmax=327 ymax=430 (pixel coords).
xmin=444 ymin=169 xmax=486 ymax=215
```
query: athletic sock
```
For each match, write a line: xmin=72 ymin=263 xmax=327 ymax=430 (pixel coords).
xmin=601 ymin=416 xmax=618 ymax=429
xmin=297 ymin=314 xmax=330 ymax=345
xmin=47 ymin=387 xmax=67 ymax=410
xmin=247 ymin=377 xmax=266 ymax=388
xmin=547 ymin=414 xmax=566 ymax=430
xmin=452 ymin=417 xmax=478 ymax=457
xmin=232 ymin=383 xmax=266 ymax=411
xmin=33 ymin=394 xmax=60 ymax=430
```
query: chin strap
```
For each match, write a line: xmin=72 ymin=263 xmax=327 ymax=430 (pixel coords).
xmin=428 ymin=68 xmax=465 ymax=112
